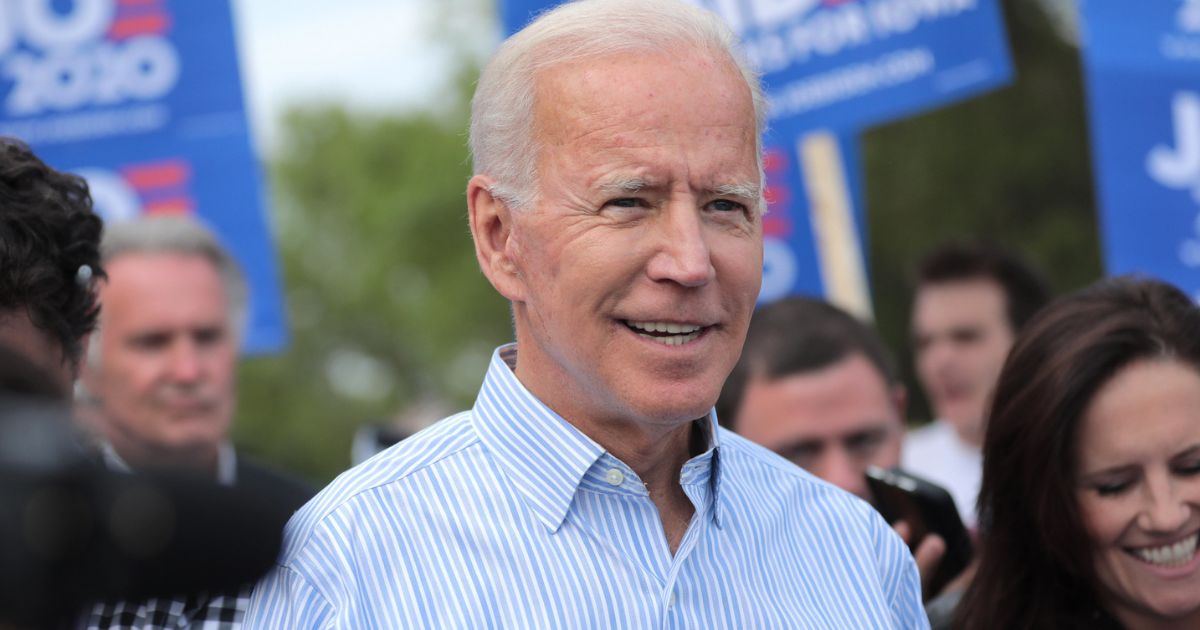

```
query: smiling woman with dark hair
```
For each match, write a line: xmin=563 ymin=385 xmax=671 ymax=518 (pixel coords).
xmin=957 ymin=277 xmax=1200 ymax=629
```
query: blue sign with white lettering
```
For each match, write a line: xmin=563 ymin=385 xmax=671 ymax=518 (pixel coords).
xmin=502 ymin=0 xmax=1012 ymax=130
xmin=698 ymin=0 xmax=1012 ymax=129
xmin=0 ymin=0 xmax=286 ymax=352
xmin=1081 ymin=0 xmax=1200 ymax=301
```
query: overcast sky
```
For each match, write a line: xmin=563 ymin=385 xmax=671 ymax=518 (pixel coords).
xmin=231 ymin=0 xmax=497 ymax=152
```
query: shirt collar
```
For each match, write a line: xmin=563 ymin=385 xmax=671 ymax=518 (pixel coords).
xmin=471 ymin=344 xmax=725 ymax=532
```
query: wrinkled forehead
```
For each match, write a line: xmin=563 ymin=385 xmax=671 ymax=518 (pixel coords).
xmin=531 ymin=46 xmax=754 ymax=134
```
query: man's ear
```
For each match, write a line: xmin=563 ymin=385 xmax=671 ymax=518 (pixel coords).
xmin=467 ymin=175 xmax=526 ymax=302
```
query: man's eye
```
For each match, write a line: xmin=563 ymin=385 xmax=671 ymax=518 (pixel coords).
xmin=781 ymin=444 xmax=821 ymax=466
xmin=950 ymin=328 xmax=982 ymax=344
xmin=846 ymin=432 xmax=885 ymax=456
xmin=606 ymin=198 xmax=643 ymax=209
xmin=708 ymin=199 xmax=746 ymax=213
xmin=129 ymin=335 xmax=169 ymax=351
xmin=194 ymin=327 xmax=226 ymax=346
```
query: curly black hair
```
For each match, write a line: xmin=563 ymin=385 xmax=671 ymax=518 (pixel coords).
xmin=0 ymin=138 xmax=104 ymax=366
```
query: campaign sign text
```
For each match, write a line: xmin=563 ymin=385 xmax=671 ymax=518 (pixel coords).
xmin=0 ymin=0 xmax=287 ymax=352
xmin=1081 ymin=0 xmax=1200 ymax=302
xmin=501 ymin=0 xmax=1013 ymax=130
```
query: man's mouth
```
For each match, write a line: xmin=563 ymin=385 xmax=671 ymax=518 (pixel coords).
xmin=1127 ymin=532 xmax=1200 ymax=568
xmin=622 ymin=320 xmax=708 ymax=346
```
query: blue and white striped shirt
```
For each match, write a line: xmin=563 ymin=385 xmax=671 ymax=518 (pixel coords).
xmin=246 ymin=345 xmax=927 ymax=628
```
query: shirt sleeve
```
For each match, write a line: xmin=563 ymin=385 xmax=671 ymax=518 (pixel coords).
xmin=244 ymin=563 xmax=334 ymax=629
xmin=870 ymin=508 xmax=931 ymax=630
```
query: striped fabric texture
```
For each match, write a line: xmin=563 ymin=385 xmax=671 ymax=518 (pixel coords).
xmin=246 ymin=345 xmax=928 ymax=628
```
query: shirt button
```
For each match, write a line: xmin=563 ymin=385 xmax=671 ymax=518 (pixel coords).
xmin=668 ymin=591 xmax=676 ymax=608
xmin=604 ymin=468 xmax=624 ymax=486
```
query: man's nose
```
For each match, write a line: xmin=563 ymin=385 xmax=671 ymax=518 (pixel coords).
xmin=921 ymin=340 xmax=957 ymax=375
xmin=167 ymin=340 xmax=203 ymax=383
xmin=645 ymin=205 xmax=715 ymax=287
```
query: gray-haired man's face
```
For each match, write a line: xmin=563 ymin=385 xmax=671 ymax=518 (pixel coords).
xmin=82 ymin=252 xmax=236 ymax=467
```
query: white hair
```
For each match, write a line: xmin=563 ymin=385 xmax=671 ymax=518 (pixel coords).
xmin=88 ymin=216 xmax=248 ymax=366
xmin=469 ymin=0 xmax=767 ymax=211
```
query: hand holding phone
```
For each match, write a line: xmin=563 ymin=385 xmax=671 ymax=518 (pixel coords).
xmin=865 ymin=466 xmax=973 ymax=598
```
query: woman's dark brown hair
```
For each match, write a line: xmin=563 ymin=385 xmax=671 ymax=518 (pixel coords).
xmin=956 ymin=277 xmax=1200 ymax=629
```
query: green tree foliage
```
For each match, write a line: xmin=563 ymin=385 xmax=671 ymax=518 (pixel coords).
xmin=234 ymin=104 xmax=511 ymax=483
xmin=862 ymin=0 xmax=1101 ymax=421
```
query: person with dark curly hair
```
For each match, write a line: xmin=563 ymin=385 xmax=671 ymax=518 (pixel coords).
xmin=958 ymin=277 xmax=1200 ymax=628
xmin=0 ymin=137 xmax=104 ymax=397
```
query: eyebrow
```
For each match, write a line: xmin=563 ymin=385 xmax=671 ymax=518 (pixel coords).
xmin=596 ymin=178 xmax=761 ymax=200
xmin=598 ymin=177 xmax=655 ymax=194
xmin=713 ymin=182 xmax=761 ymax=201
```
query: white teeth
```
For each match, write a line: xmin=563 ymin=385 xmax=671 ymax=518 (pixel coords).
xmin=626 ymin=321 xmax=701 ymax=334
xmin=625 ymin=320 xmax=704 ymax=346
xmin=634 ymin=330 xmax=702 ymax=346
xmin=1132 ymin=534 xmax=1199 ymax=567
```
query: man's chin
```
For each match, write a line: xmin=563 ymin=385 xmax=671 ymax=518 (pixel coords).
xmin=629 ymin=395 xmax=716 ymax=427
xmin=143 ymin=434 xmax=223 ymax=466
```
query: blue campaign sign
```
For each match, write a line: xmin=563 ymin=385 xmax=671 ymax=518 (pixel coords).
xmin=760 ymin=124 xmax=872 ymax=318
xmin=703 ymin=0 xmax=1013 ymax=129
xmin=1081 ymin=0 xmax=1200 ymax=301
xmin=502 ymin=0 xmax=1013 ymax=130
xmin=0 ymin=0 xmax=286 ymax=353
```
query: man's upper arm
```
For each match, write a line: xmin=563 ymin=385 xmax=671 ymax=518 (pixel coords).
xmin=244 ymin=562 xmax=334 ymax=629
xmin=869 ymin=507 xmax=930 ymax=629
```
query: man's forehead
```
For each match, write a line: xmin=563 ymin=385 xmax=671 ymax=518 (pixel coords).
xmin=744 ymin=358 xmax=896 ymax=419
xmin=914 ymin=279 xmax=1011 ymax=327
xmin=100 ymin=252 xmax=228 ymax=319
xmin=531 ymin=49 xmax=753 ymax=134
xmin=104 ymin=252 xmax=221 ymax=288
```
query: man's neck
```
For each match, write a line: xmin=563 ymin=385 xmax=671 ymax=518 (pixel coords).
xmin=585 ymin=417 xmax=705 ymax=554
xmin=947 ymin=417 xmax=984 ymax=450
xmin=106 ymin=435 xmax=223 ymax=479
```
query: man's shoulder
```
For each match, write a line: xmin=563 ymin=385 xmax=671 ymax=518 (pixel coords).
xmin=719 ymin=427 xmax=835 ymax=485
xmin=279 ymin=412 xmax=480 ymax=554
xmin=718 ymin=428 xmax=911 ymax=577
xmin=718 ymin=427 xmax=872 ymax=513
xmin=236 ymin=454 xmax=317 ymax=513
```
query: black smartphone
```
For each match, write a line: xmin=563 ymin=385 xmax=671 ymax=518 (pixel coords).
xmin=865 ymin=466 xmax=973 ymax=597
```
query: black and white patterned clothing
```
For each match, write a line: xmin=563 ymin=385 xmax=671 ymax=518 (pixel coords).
xmin=81 ymin=447 xmax=314 ymax=629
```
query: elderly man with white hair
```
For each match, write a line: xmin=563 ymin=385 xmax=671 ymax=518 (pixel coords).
xmin=247 ymin=0 xmax=926 ymax=626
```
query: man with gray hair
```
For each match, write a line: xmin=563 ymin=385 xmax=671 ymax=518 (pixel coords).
xmin=79 ymin=215 xmax=312 ymax=627
xmin=248 ymin=0 xmax=925 ymax=626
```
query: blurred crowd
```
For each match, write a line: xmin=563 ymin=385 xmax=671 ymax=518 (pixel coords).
xmin=1 ymin=0 xmax=1198 ymax=628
